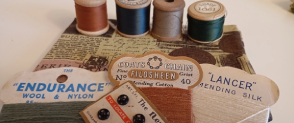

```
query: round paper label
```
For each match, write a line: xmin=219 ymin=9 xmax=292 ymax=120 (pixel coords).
xmin=195 ymin=1 xmax=221 ymax=14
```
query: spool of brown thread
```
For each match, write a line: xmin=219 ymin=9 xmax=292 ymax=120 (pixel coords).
xmin=151 ymin=0 xmax=185 ymax=41
xmin=74 ymin=0 xmax=109 ymax=36
xmin=139 ymin=87 xmax=192 ymax=123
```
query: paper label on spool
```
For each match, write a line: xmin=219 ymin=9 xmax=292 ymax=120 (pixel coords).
xmin=198 ymin=64 xmax=279 ymax=106
xmin=118 ymin=0 xmax=148 ymax=5
xmin=80 ymin=81 xmax=169 ymax=123
xmin=0 ymin=67 xmax=115 ymax=104
xmin=108 ymin=51 xmax=203 ymax=89
xmin=195 ymin=1 xmax=221 ymax=14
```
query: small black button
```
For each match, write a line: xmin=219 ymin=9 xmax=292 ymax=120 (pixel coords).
xmin=97 ymin=109 xmax=110 ymax=120
xmin=117 ymin=94 xmax=129 ymax=105
xmin=133 ymin=114 xmax=145 ymax=123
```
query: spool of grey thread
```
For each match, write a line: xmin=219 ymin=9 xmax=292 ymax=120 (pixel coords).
xmin=151 ymin=0 xmax=185 ymax=41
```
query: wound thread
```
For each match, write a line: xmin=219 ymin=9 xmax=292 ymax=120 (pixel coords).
xmin=187 ymin=0 xmax=226 ymax=43
xmin=139 ymin=87 xmax=192 ymax=123
xmin=74 ymin=0 xmax=109 ymax=36
xmin=192 ymin=87 xmax=269 ymax=123
xmin=115 ymin=0 xmax=151 ymax=38
xmin=151 ymin=0 xmax=185 ymax=41
xmin=0 ymin=101 xmax=93 ymax=123
xmin=187 ymin=15 xmax=225 ymax=42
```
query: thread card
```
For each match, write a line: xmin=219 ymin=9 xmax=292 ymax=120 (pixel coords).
xmin=108 ymin=51 xmax=203 ymax=89
xmin=197 ymin=64 xmax=279 ymax=106
xmin=192 ymin=64 xmax=279 ymax=122
xmin=80 ymin=81 xmax=169 ymax=123
xmin=0 ymin=67 xmax=115 ymax=104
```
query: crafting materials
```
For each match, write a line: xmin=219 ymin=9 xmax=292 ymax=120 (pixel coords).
xmin=74 ymin=0 xmax=109 ymax=36
xmin=192 ymin=88 xmax=270 ymax=123
xmin=187 ymin=0 xmax=226 ymax=43
xmin=34 ymin=20 xmax=254 ymax=75
xmin=151 ymin=0 xmax=185 ymax=41
xmin=80 ymin=81 xmax=169 ymax=123
xmin=34 ymin=19 xmax=273 ymax=122
xmin=115 ymin=0 xmax=151 ymax=37
xmin=107 ymin=51 xmax=203 ymax=123
xmin=0 ymin=101 xmax=93 ymax=123
xmin=139 ymin=87 xmax=192 ymax=123
xmin=192 ymin=64 xmax=279 ymax=123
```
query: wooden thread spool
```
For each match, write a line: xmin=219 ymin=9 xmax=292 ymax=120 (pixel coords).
xmin=187 ymin=0 xmax=226 ymax=43
xmin=151 ymin=0 xmax=185 ymax=41
xmin=74 ymin=0 xmax=109 ymax=36
xmin=115 ymin=0 xmax=152 ymax=38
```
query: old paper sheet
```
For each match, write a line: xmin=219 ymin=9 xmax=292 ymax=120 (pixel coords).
xmin=35 ymin=19 xmax=254 ymax=75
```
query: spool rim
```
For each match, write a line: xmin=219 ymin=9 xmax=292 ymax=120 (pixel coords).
xmin=188 ymin=0 xmax=226 ymax=21
xmin=188 ymin=34 xmax=223 ymax=44
xmin=115 ymin=0 xmax=151 ymax=9
xmin=151 ymin=31 xmax=182 ymax=41
xmin=74 ymin=0 xmax=106 ymax=7
xmin=76 ymin=24 xmax=109 ymax=36
xmin=117 ymin=29 xmax=149 ymax=38
xmin=153 ymin=0 xmax=185 ymax=12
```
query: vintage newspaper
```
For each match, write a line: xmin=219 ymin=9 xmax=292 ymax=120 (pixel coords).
xmin=34 ymin=19 xmax=254 ymax=74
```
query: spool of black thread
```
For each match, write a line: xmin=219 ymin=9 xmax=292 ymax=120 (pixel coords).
xmin=115 ymin=0 xmax=151 ymax=38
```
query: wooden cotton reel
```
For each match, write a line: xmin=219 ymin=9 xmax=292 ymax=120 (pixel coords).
xmin=74 ymin=0 xmax=109 ymax=36
xmin=115 ymin=0 xmax=151 ymax=38
xmin=187 ymin=0 xmax=226 ymax=43
xmin=151 ymin=0 xmax=185 ymax=41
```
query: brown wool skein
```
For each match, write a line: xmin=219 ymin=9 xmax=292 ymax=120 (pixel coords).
xmin=139 ymin=87 xmax=192 ymax=123
xmin=74 ymin=0 xmax=109 ymax=36
xmin=151 ymin=0 xmax=185 ymax=41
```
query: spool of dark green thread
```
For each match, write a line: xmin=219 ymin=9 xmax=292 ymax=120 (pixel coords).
xmin=187 ymin=0 xmax=226 ymax=43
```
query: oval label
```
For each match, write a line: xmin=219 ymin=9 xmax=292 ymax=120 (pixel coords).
xmin=108 ymin=51 xmax=203 ymax=89
xmin=0 ymin=67 xmax=115 ymax=104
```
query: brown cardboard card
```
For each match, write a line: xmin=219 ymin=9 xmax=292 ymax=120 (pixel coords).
xmin=192 ymin=64 xmax=279 ymax=123
xmin=80 ymin=81 xmax=169 ymax=123
xmin=0 ymin=67 xmax=115 ymax=104
xmin=108 ymin=51 xmax=203 ymax=89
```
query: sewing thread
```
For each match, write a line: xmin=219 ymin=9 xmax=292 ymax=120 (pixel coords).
xmin=187 ymin=15 xmax=225 ymax=42
xmin=139 ymin=87 xmax=192 ymax=123
xmin=74 ymin=0 xmax=109 ymax=36
xmin=115 ymin=0 xmax=151 ymax=38
xmin=187 ymin=0 xmax=226 ymax=43
xmin=151 ymin=0 xmax=185 ymax=41
xmin=0 ymin=101 xmax=93 ymax=123
xmin=192 ymin=87 xmax=270 ymax=123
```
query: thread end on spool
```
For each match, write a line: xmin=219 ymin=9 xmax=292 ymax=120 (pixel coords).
xmin=76 ymin=24 xmax=109 ymax=36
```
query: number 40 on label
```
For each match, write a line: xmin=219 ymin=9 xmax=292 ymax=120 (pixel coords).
xmin=181 ymin=79 xmax=191 ymax=84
